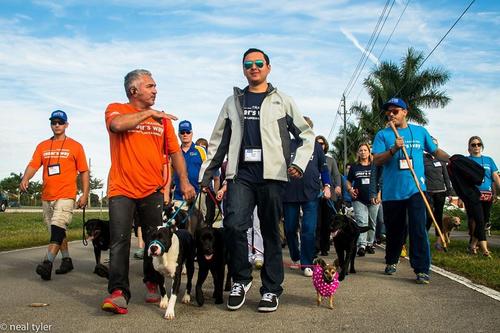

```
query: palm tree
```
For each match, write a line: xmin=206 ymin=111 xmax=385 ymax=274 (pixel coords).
xmin=331 ymin=123 xmax=364 ymax=174
xmin=363 ymin=47 xmax=451 ymax=125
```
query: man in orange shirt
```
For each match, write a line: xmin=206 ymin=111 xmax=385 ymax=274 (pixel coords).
xmin=101 ymin=69 xmax=196 ymax=315
xmin=20 ymin=110 xmax=89 ymax=281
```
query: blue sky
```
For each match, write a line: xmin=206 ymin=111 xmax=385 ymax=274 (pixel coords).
xmin=1 ymin=0 xmax=499 ymax=195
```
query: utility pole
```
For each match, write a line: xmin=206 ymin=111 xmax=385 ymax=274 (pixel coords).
xmin=338 ymin=94 xmax=351 ymax=175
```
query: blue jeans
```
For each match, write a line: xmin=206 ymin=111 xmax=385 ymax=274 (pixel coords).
xmin=383 ymin=193 xmax=430 ymax=275
xmin=352 ymin=201 xmax=379 ymax=248
xmin=283 ymin=199 xmax=319 ymax=267
xmin=224 ymin=179 xmax=285 ymax=296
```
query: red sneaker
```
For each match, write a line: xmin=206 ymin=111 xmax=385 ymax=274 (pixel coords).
xmin=102 ymin=289 xmax=128 ymax=314
xmin=145 ymin=281 xmax=160 ymax=303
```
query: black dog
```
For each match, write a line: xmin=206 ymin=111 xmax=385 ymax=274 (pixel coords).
xmin=84 ymin=218 xmax=110 ymax=278
xmin=163 ymin=202 xmax=202 ymax=238
xmin=148 ymin=226 xmax=195 ymax=320
xmin=330 ymin=213 xmax=370 ymax=281
xmin=195 ymin=225 xmax=226 ymax=306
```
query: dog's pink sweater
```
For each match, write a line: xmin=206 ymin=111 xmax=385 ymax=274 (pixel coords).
xmin=312 ymin=266 xmax=339 ymax=297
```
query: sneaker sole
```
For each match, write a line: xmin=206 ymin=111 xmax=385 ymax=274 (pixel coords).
xmin=102 ymin=302 xmax=128 ymax=314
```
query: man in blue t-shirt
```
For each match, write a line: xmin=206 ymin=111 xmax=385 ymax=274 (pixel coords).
xmin=372 ymin=98 xmax=449 ymax=285
xmin=173 ymin=120 xmax=206 ymax=201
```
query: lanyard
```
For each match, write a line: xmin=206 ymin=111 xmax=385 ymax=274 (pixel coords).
xmin=47 ymin=136 xmax=67 ymax=166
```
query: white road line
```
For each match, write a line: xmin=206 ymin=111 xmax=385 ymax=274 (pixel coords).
xmin=377 ymin=244 xmax=500 ymax=302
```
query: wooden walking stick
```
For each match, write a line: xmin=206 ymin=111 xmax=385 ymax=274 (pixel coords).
xmin=388 ymin=121 xmax=448 ymax=251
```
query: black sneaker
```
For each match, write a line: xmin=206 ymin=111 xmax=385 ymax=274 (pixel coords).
xmin=366 ymin=246 xmax=375 ymax=254
xmin=36 ymin=260 xmax=53 ymax=280
xmin=257 ymin=293 xmax=279 ymax=312
xmin=227 ymin=281 xmax=252 ymax=311
xmin=357 ymin=247 xmax=366 ymax=257
xmin=55 ymin=257 xmax=74 ymax=274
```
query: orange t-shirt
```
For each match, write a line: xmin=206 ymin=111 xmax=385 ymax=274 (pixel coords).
xmin=29 ymin=137 xmax=88 ymax=201
xmin=105 ymin=103 xmax=180 ymax=199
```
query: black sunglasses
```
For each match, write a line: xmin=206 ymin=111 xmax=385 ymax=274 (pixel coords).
xmin=50 ymin=120 xmax=66 ymax=126
xmin=243 ymin=60 xmax=265 ymax=70
xmin=470 ymin=142 xmax=482 ymax=147
xmin=385 ymin=108 xmax=402 ymax=116
xmin=180 ymin=131 xmax=191 ymax=135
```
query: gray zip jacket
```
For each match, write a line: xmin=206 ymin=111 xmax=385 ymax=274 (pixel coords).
xmin=199 ymin=84 xmax=314 ymax=186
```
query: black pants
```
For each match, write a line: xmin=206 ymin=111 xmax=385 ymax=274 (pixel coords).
xmin=108 ymin=191 xmax=163 ymax=300
xmin=316 ymin=198 xmax=335 ymax=254
xmin=465 ymin=200 xmax=490 ymax=241
xmin=426 ymin=191 xmax=446 ymax=235
xmin=205 ymin=192 xmax=217 ymax=224
xmin=224 ymin=179 xmax=285 ymax=296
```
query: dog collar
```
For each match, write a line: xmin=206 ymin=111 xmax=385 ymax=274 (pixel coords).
xmin=148 ymin=239 xmax=166 ymax=254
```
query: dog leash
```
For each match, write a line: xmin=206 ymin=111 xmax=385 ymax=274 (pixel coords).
xmin=162 ymin=193 xmax=200 ymax=228
xmin=82 ymin=207 xmax=88 ymax=246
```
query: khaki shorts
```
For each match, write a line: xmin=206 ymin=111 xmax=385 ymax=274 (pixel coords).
xmin=42 ymin=199 xmax=75 ymax=231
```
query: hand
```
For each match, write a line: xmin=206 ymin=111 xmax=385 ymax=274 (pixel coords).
xmin=394 ymin=136 xmax=404 ymax=151
xmin=348 ymin=188 xmax=358 ymax=199
xmin=323 ymin=186 xmax=331 ymax=199
xmin=163 ymin=190 xmax=171 ymax=205
xmin=19 ymin=179 xmax=29 ymax=192
xmin=149 ymin=108 xmax=178 ymax=122
xmin=181 ymin=181 xmax=196 ymax=201
xmin=334 ymin=186 xmax=342 ymax=196
xmin=287 ymin=165 xmax=302 ymax=178
xmin=216 ymin=189 xmax=225 ymax=201
xmin=76 ymin=195 xmax=88 ymax=209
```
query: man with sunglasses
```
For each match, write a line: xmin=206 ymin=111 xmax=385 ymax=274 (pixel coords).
xmin=199 ymin=48 xmax=314 ymax=312
xmin=372 ymin=98 xmax=449 ymax=285
xmin=20 ymin=110 xmax=89 ymax=281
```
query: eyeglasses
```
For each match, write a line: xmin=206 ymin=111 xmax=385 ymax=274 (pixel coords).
xmin=50 ymin=120 xmax=66 ymax=126
xmin=385 ymin=108 xmax=402 ymax=116
xmin=470 ymin=142 xmax=482 ymax=147
xmin=243 ymin=60 xmax=265 ymax=70
xmin=180 ymin=131 xmax=192 ymax=135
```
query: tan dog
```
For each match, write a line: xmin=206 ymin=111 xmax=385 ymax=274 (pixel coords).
xmin=442 ymin=216 xmax=461 ymax=244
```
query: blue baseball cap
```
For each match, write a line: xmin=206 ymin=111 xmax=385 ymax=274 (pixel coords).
xmin=382 ymin=98 xmax=407 ymax=111
xmin=178 ymin=120 xmax=192 ymax=132
xmin=49 ymin=110 xmax=68 ymax=122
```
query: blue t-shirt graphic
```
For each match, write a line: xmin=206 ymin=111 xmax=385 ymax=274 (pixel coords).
xmin=468 ymin=155 xmax=498 ymax=192
xmin=372 ymin=124 xmax=436 ymax=201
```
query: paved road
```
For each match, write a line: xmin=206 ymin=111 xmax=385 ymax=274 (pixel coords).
xmin=0 ymin=239 xmax=498 ymax=333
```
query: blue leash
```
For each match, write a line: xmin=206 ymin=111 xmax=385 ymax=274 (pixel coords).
xmin=162 ymin=193 xmax=200 ymax=227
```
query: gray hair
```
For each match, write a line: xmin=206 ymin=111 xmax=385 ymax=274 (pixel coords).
xmin=124 ymin=69 xmax=152 ymax=98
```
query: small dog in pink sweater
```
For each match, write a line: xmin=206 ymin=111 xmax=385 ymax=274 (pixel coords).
xmin=312 ymin=258 xmax=340 ymax=309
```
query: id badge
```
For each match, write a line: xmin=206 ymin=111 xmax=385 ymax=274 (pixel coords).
xmin=244 ymin=148 xmax=262 ymax=162
xmin=433 ymin=161 xmax=442 ymax=167
xmin=361 ymin=178 xmax=370 ymax=185
xmin=399 ymin=159 xmax=413 ymax=170
xmin=47 ymin=164 xmax=61 ymax=176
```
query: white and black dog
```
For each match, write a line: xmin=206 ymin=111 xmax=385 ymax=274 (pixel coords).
xmin=148 ymin=226 xmax=195 ymax=320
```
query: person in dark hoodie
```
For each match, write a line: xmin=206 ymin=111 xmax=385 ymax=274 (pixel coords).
xmin=424 ymin=137 xmax=452 ymax=251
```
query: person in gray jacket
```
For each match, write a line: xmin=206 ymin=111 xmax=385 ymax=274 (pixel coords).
xmin=199 ymin=48 xmax=314 ymax=313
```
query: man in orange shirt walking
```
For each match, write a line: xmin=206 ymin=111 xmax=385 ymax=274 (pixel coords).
xmin=101 ymin=69 xmax=196 ymax=315
xmin=20 ymin=110 xmax=90 ymax=281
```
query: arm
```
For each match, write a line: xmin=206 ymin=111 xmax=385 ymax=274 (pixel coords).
xmin=170 ymin=151 xmax=196 ymax=200
xmin=19 ymin=166 xmax=38 ymax=192
xmin=110 ymin=109 xmax=177 ymax=133
xmin=345 ymin=180 xmax=357 ymax=199
xmin=329 ymin=156 xmax=342 ymax=196
xmin=163 ymin=162 xmax=173 ymax=204
xmin=373 ymin=136 xmax=403 ymax=166
xmin=432 ymin=148 xmax=450 ymax=162
xmin=76 ymin=171 xmax=90 ymax=208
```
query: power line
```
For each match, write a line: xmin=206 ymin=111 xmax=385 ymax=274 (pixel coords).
xmin=354 ymin=0 xmax=411 ymax=102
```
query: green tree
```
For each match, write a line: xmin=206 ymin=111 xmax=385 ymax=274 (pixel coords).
xmin=363 ymin=47 xmax=451 ymax=125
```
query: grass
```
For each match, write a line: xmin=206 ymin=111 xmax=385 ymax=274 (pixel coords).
xmin=0 ymin=211 xmax=109 ymax=251
xmin=429 ymin=236 xmax=500 ymax=291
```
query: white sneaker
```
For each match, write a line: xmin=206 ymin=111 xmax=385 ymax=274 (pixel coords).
xmin=290 ymin=261 xmax=300 ymax=270
xmin=303 ymin=267 xmax=313 ymax=277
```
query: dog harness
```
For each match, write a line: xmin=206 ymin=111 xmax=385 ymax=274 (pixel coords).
xmin=312 ymin=265 xmax=339 ymax=297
